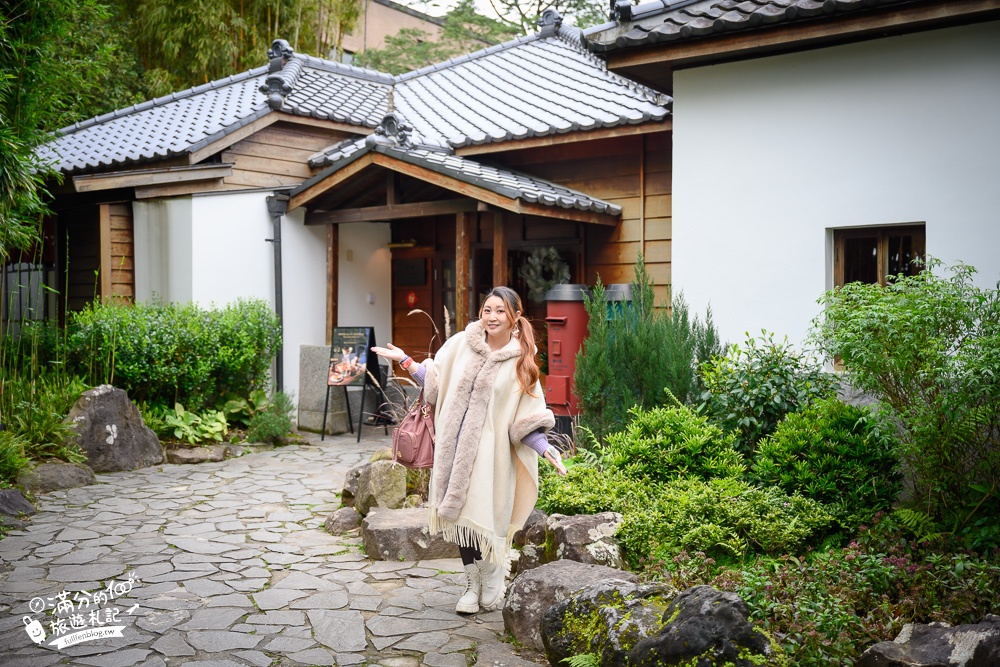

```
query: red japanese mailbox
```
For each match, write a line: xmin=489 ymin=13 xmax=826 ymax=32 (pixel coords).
xmin=543 ymin=284 xmax=590 ymax=418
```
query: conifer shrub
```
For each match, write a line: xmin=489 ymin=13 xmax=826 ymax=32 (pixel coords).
xmin=574 ymin=253 xmax=720 ymax=443
xmin=750 ymin=398 xmax=900 ymax=533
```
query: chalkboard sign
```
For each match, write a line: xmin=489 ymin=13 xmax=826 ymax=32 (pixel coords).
xmin=327 ymin=327 xmax=376 ymax=387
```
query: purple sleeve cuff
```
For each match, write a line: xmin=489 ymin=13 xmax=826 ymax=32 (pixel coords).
xmin=408 ymin=363 xmax=426 ymax=387
xmin=522 ymin=429 xmax=551 ymax=456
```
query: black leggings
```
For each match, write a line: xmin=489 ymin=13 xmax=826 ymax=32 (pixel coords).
xmin=459 ymin=544 xmax=482 ymax=566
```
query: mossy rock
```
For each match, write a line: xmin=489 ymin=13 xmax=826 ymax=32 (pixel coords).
xmin=542 ymin=580 xmax=676 ymax=667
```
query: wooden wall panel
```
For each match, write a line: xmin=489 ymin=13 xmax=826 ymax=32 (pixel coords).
xmin=108 ymin=202 xmax=134 ymax=301
xmin=223 ymin=123 xmax=353 ymax=190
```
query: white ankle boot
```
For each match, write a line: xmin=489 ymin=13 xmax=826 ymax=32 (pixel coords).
xmin=455 ymin=563 xmax=481 ymax=614
xmin=477 ymin=558 xmax=506 ymax=610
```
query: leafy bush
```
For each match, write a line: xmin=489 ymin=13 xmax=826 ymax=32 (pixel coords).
xmin=152 ymin=403 xmax=229 ymax=445
xmin=0 ymin=372 xmax=87 ymax=464
xmin=575 ymin=254 xmax=720 ymax=443
xmin=0 ymin=431 xmax=29 ymax=488
xmin=700 ymin=331 xmax=838 ymax=454
xmin=539 ymin=465 xmax=833 ymax=565
xmin=750 ymin=398 xmax=901 ymax=533
xmin=246 ymin=392 xmax=295 ymax=445
xmin=814 ymin=260 xmax=1000 ymax=542
xmin=603 ymin=404 xmax=744 ymax=482
xmin=66 ymin=299 xmax=280 ymax=412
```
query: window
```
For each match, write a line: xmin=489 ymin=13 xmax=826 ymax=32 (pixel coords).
xmin=834 ymin=224 xmax=925 ymax=287
xmin=2 ymin=261 xmax=56 ymax=337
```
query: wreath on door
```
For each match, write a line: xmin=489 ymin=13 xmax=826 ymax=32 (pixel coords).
xmin=520 ymin=246 xmax=571 ymax=303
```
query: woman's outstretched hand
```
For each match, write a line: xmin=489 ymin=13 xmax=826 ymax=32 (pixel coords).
xmin=544 ymin=448 xmax=568 ymax=477
xmin=371 ymin=343 xmax=408 ymax=363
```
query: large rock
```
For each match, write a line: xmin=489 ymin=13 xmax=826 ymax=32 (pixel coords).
xmin=16 ymin=462 xmax=96 ymax=494
xmin=0 ymin=489 xmax=35 ymax=517
xmin=548 ymin=512 xmax=625 ymax=569
xmin=628 ymin=585 xmax=774 ymax=667
xmin=341 ymin=464 xmax=367 ymax=507
xmin=64 ymin=385 xmax=164 ymax=472
xmin=325 ymin=507 xmax=361 ymax=535
xmin=513 ymin=509 xmax=547 ymax=548
xmin=514 ymin=517 xmax=548 ymax=575
xmin=542 ymin=580 xmax=676 ymax=667
xmin=856 ymin=616 xmax=1000 ymax=667
xmin=361 ymin=508 xmax=459 ymax=561
xmin=503 ymin=559 xmax=638 ymax=651
xmin=355 ymin=460 xmax=406 ymax=516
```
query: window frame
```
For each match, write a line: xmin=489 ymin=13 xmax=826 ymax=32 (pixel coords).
xmin=833 ymin=224 xmax=926 ymax=288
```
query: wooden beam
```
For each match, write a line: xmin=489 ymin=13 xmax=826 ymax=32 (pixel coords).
xmin=187 ymin=113 xmax=371 ymax=165
xmin=455 ymin=212 xmax=473 ymax=331
xmin=456 ymin=120 xmax=671 ymax=157
xmin=386 ymin=172 xmax=398 ymax=205
xmin=305 ymin=199 xmax=480 ymax=225
xmin=371 ymin=153 xmax=621 ymax=225
xmin=73 ymin=164 xmax=233 ymax=193
xmin=515 ymin=200 xmax=620 ymax=226
xmin=287 ymin=153 xmax=375 ymax=210
xmin=493 ymin=211 xmax=507 ymax=287
xmin=99 ymin=204 xmax=112 ymax=302
xmin=327 ymin=224 xmax=338 ymax=344
xmin=607 ymin=0 xmax=1000 ymax=74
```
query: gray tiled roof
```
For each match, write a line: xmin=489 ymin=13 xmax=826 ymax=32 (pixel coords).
xmin=41 ymin=56 xmax=392 ymax=174
xmin=392 ymin=24 xmax=668 ymax=149
xmin=588 ymin=0 xmax=922 ymax=52
xmin=297 ymin=136 xmax=622 ymax=216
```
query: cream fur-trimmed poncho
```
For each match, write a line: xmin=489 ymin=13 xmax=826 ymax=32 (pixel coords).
xmin=422 ymin=320 xmax=555 ymax=565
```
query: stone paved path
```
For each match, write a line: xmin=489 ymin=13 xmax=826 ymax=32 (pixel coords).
xmin=0 ymin=432 xmax=543 ymax=667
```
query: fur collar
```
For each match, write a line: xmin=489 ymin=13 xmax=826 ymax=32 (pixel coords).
xmin=464 ymin=320 xmax=522 ymax=361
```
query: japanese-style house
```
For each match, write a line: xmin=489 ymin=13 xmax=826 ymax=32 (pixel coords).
xmin=586 ymin=0 xmax=1000 ymax=345
xmin=25 ymin=11 xmax=672 ymax=428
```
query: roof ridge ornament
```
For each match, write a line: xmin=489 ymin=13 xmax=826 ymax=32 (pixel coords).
xmin=537 ymin=9 xmax=563 ymax=34
xmin=260 ymin=39 xmax=297 ymax=110
xmin=610 ymin=0 xmax=632 ymax=22
xmin=366 ymin=112 xmax=413 ymax=149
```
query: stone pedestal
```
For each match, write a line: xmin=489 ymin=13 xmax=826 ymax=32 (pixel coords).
xmin=298 ymin=345 xmax=351 ymax=435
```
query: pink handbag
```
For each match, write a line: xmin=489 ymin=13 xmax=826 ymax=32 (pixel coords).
xmin=392 ymin=392 xmax=435 ymax=468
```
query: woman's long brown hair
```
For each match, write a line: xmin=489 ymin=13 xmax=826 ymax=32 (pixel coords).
xmin=482 ymin=286 xmax=540 ymax=395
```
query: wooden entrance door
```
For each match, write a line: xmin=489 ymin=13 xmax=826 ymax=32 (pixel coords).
xmin=391 ymin=248 xmax=456 ymax=361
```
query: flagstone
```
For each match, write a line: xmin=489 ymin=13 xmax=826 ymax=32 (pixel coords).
xmin=186 ymin=630 xmax=263 ymax=651
xmin=150 ymin=633 xmax=195 ymax=657
xmin=308 ymin=610 xmax=368 ymax=652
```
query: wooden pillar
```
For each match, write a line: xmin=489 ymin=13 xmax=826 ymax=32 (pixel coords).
xmin=456 ymin=211 xmax=473 ymax=331
xmin=99 ymin=203 xmax=112 ymax=302
xmin=492 ymin=211 xmax=507 ymax=287
xmin=326 ymin=224 xmax=339 ymax=344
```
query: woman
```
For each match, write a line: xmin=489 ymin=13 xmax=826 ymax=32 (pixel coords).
xmin=372 ymin=286 xmax=567 ymax=614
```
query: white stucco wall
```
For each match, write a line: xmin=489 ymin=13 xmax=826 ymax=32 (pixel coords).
xmin=337 ymin=222 xmax=392 ymax=348
xmin=672 ymin=20 xmax=1000 ymax=347
xmin=132 ymin=198 xmax=194 ymax=303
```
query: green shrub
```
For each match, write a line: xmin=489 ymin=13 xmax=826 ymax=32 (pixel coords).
xmin=619 ymin=478 xmax=833 ymax=564
xmin=693 ymin=516 xmax=1000 ymax=665
xmin=160 ymin=403 xmax=229 ymax=445
xmin=751 ymin=398 xmax=900 ymax=533
xmin=0 ymin=430 xmax=29 ymax=487
xmin=246 ymin=392 xmax=295 ymax=445
xmin=0 ymin=372 xmax=87 ymax=464
xmin=66 ymin=299 xmax=280 ymax=412
xmin=814 ymin=260 xmax=1000 ymax=542
xmin=540 ymin=465 xmax=833 ymax=566
xmin=575 ymin=253 xmax=720 ymax=443
xmin=700 ymin=331 xmax=838 ymax=454
xmin=603 ymin=404 xmax=744 ymax=482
